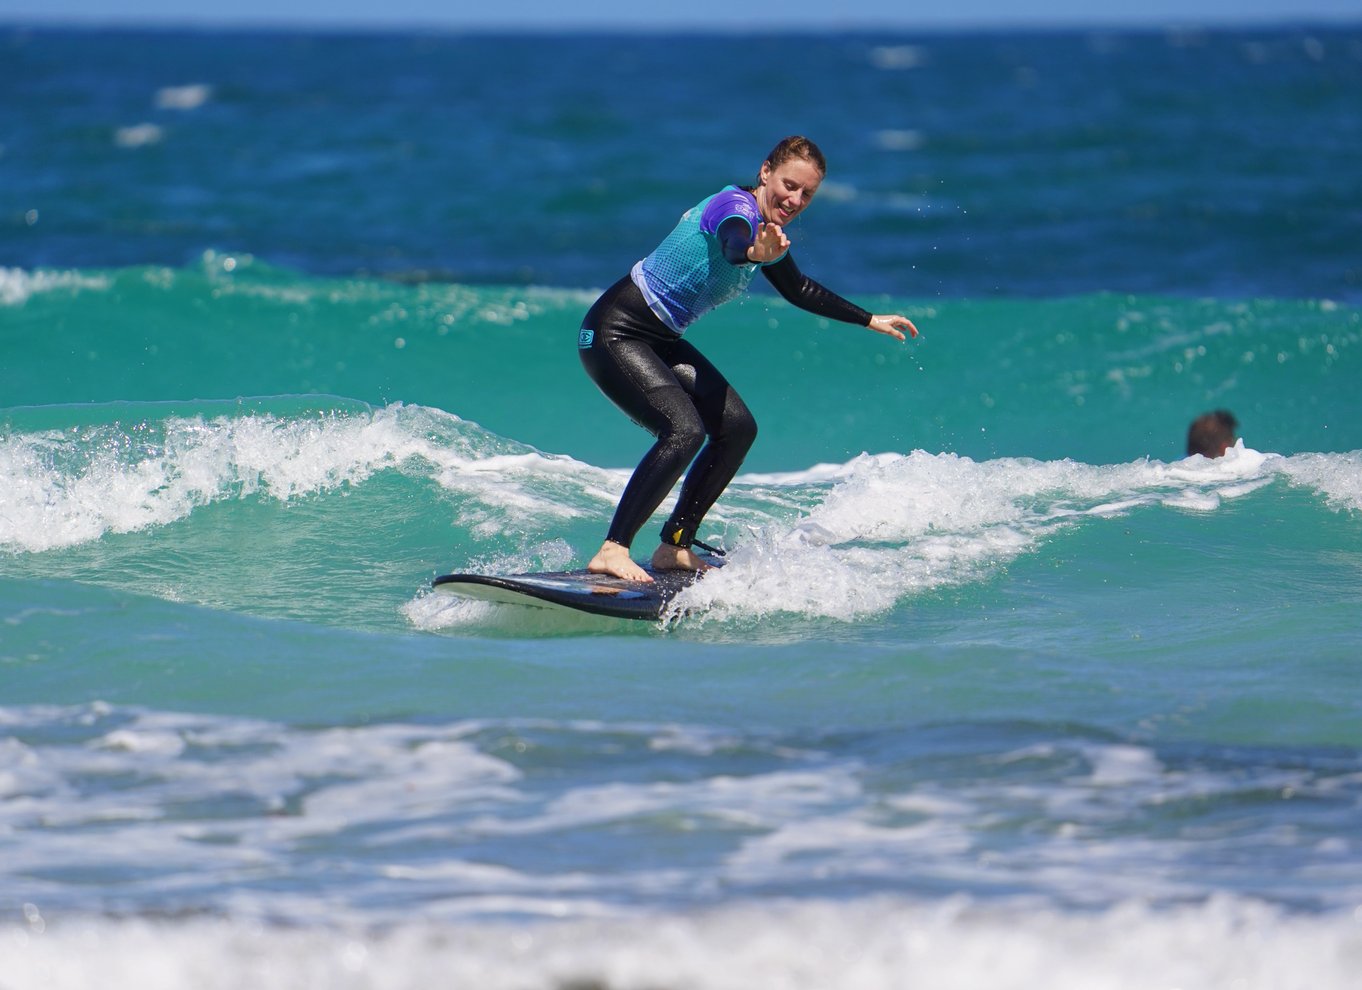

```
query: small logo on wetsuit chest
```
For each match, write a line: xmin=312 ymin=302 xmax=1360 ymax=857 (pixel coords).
xmin=578 ymin=328 xmax=595 ymax=349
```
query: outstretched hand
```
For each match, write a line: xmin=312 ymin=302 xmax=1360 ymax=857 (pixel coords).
xmin=747 ymin=222 xmax=790 ymax=263
xmin=867 ymin=314 xmax=919 ymax=341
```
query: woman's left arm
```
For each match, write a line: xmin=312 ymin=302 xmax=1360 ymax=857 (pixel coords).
xmin=762 ymin=254 xmax=918 ymax=340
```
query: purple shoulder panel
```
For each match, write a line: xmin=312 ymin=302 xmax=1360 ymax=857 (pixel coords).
xmin=699 ymin=186 xmax=761 ymax=237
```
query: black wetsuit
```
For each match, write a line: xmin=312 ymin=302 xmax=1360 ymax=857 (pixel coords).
xmin=579 ymin=202 xmax=872 ymax=553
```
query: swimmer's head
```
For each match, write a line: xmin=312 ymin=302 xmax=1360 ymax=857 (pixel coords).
xmin=1186 ymin=409 xmax=1239 ymax=458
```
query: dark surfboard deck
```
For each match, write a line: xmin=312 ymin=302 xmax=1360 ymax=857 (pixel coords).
xmin=431 ymin=561 xmax=717 ymax=620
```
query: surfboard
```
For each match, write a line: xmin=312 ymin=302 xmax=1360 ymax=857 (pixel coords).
xmin=431 ymin=560 xmax=718 ymax=621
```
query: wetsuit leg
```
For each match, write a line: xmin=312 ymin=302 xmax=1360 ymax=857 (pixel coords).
xmin=579 ymin=278 xmax=757 ymax=550
xmin=658 ymin=349 xmax=757 ymax=549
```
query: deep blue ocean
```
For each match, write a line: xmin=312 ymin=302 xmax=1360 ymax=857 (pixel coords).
xmin=3 ymin=23 xmax=1361 ymax=988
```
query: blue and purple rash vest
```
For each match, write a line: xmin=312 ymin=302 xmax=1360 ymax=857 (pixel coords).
xmin=630 ymin=185 xmax=786 ymax=335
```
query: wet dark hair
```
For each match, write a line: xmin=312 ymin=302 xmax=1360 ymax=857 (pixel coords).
xmin=762 ymin=135 xmax=827 ymax=178
xmin=1186 ymin=409 xmax=1239 ymax=458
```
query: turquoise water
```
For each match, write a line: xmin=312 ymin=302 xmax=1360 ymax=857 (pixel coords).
xmin=3 ymin=24 xmax=1362 ymax=989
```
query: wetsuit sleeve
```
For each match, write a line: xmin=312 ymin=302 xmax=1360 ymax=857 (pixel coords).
xmin=717 ymin=215 xmax=755 ymax=264
xmin=761 ymin=252 xmax=872 ymax=326
xmin=701 ymin=186 xmax=763 ymax=265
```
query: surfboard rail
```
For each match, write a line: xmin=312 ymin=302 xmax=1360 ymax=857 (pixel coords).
xmin=432 ymin=561 xmax=717 ymax=620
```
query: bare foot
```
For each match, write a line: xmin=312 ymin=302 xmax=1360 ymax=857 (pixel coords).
xmin=587 ymin=541 xmax=653 ymax=583
xmin=650 ymin=543 xmax=714 ymax=573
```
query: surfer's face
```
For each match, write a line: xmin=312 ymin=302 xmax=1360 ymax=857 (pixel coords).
xmin=757 ymin=157 xmax=822 ymax=226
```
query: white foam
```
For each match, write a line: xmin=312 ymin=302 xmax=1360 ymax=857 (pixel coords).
xmin=96 ymin=728 xmax=188 ymax=757
xmin=114 ymin=122 xmax=164 ymax=148
xmin=3 ymin=896 xmax=1357 ymax=990
xmin=155 ymin=83 xmax=212 ymax=110
xmin=0 ymin=267 xmax=110 ymax=306
xmin=669 ymin=442 xmax=1356 ymax=624
xmin=673 ymin=453 xmax=1111 ymax=622
xmin=869 ymin=44 xmax=928 ymax=70
xmin=0 ymin=405 xmax=603 ymax=553
xmin=3 ymin=707 xmax=524 ymax=854
xmin=1280 ymin=449 xmax=1362 ymax=513
xmin=400 ymin=439 xmax=1361 ymax=627
xmin=6 ymin=699 xmax=1361 ymax=961
xmin=403 ymin=586 xmax=506 ymax=630
xmin=8 ymin=406 xmax=1356 ymax=629
xmin=1083 ymin=742 xmax=1164 ymax=787
xmin=874 ymin=128 xmax=925 ymax=151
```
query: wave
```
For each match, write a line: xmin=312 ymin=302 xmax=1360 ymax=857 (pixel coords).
xmin=3 ymin=259 xmax=1360 ymax=474
xmin=6 ymin=700 xmax=1360 ymax=921
xmin=5 ymin=895 xmax=1359 ymax=990
xmin=0 ymin=400 xmax=604 ymax=556
xmin=4 ymin=697 xmax=1361 ymax=965
xmin=644 ymin=442 xmax=1361 ymax=627
xmin=3 ymin=399 xmax=1358 ymax=632
xmin=0 ymin=266 xmax=111 ymax=307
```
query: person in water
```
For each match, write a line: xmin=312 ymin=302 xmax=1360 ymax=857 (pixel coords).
xmin=1186 ymin=409 xmax=1239 ymax=458
xmin=578 ymin=135 xmax=920 ymax=582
